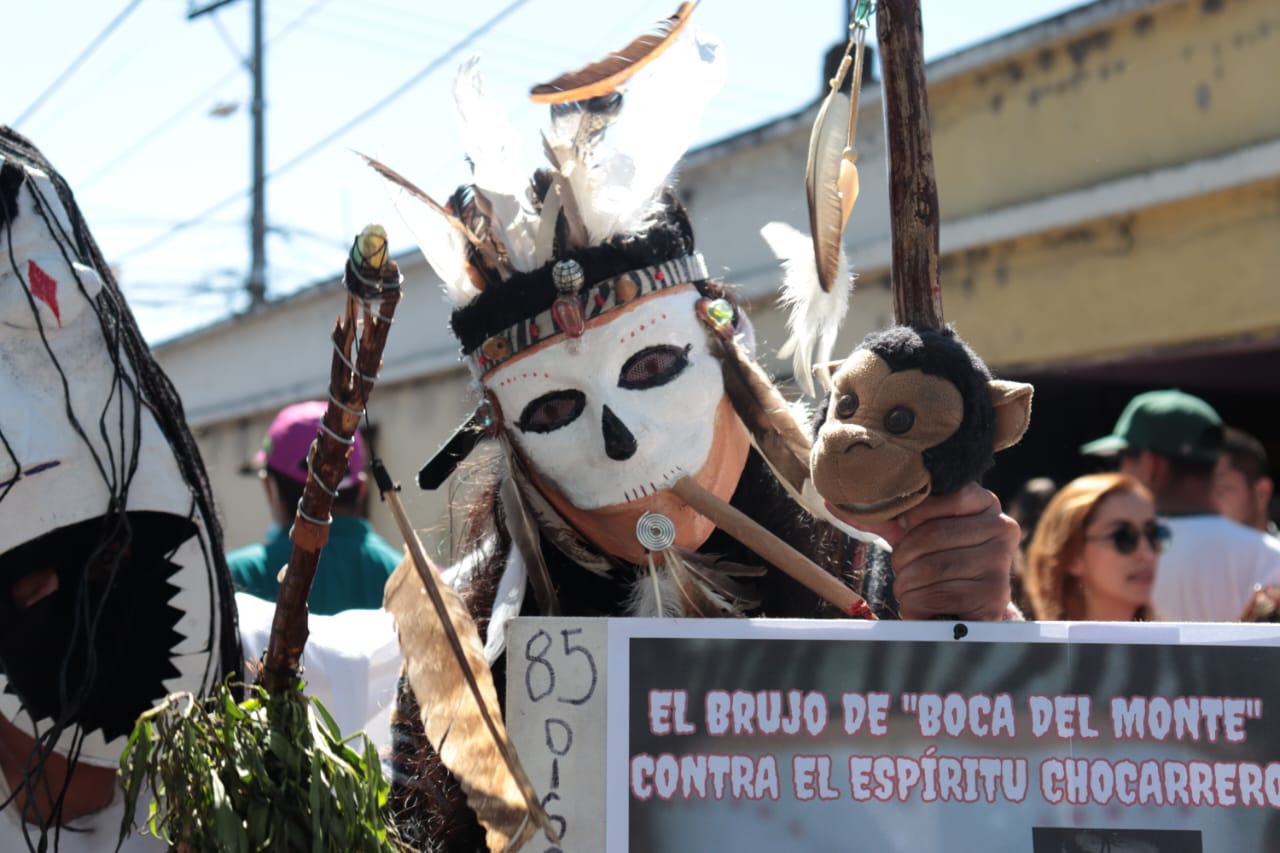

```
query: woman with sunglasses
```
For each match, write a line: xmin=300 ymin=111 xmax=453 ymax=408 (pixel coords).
xmin=1026 ymin=473 xmax=1171 ymax=621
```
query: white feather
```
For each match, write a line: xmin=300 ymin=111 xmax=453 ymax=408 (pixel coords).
xmin=452 ymin=57 xmax=540 ymax=271
xmin=581 ymin=28 xmax=727 ymax=242
xmin=761 ymin=220 xmax=854 ymax=398
xmin=373 ymin=155 xmax=477 ymax=307
xmin=625 ymin=563 xmax=686 ymax=618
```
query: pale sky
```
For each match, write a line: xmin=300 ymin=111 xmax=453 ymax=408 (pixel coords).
xmin=2 ymin=0 xmax=1084 ymax=343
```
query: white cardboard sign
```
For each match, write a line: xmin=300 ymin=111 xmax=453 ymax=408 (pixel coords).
xmin=507 ymin=618 xmax=1280 ymax=852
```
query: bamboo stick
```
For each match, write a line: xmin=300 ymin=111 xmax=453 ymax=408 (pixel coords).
xmin=672 ymin=477 xmax=875 ymax=619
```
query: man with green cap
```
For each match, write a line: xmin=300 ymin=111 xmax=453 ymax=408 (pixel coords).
xmin=1081 ymin=389 xmax=1280 ymax=621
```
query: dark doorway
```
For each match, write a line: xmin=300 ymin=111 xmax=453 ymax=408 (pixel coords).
xmin=987 ymin=336 xmax=1280 ymax=514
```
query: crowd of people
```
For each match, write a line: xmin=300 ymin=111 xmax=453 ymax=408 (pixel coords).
xmin=1014 ymin=389 xmax=1280 ymax=624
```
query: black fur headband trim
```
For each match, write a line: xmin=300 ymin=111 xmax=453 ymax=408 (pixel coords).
xmin=449 ymin=211 xmax=694 ymax=354
xmin=466 ymin=253 xmax=707 ymax=371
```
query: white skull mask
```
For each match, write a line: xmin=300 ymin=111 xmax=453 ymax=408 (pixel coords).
xmin=486 ymin=287 xmax=731 ymax=510
xmin=0 ymin=141 xmax=236 ymax=767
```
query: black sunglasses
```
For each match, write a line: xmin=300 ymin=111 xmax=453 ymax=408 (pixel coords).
xmin=1084 ymin=521 xmax=1172 ymax=555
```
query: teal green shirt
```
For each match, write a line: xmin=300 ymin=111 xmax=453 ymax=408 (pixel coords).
xmin=227 ymin=515 xmax=402 ymax=615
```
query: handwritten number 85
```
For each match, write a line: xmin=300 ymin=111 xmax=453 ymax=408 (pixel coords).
xmin=524 ymin=628 xmax=598 ymax=705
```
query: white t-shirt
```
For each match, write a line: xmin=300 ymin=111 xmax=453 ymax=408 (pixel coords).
xmin=2 ymin=594 xmax=403 ymax=848
xmin=1152 ymin=514 xmax=1280 ymax=621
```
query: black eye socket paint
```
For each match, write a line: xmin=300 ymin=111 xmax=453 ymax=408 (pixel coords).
xmin=517 ymin=389 xmax=587 ymax=433
xmin=618 ymin=343 xmax=691 ymax=390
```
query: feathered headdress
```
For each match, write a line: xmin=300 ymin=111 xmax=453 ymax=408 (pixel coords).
xmin=366 ymin=1 xmax=729 ymax=491
xmin=370 ymin=1 xmax=724 ymax=347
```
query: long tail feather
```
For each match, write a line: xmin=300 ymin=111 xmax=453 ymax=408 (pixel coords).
xmin=382 ymin=497 xmax=554 ymax=852
xmin=584 ymin=27 xmax=726 ymax=241
xmin=529 ymin=1 xmax=699 ymax=103
xmin=359 ymin=152 xmax=478 ymax=244
xmin=362 ymin=151 xmax=484 ymax=305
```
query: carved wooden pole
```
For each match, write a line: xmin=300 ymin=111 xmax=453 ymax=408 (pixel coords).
xmin=877 ymin=0 xmax=944 ymax=329
xmin=260 ymin=226 xmax=402 ymax=694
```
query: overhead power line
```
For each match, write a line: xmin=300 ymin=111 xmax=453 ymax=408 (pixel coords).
xmin=13 ymin=0 xmax=147 ymax=128
xmin=117 ymin=0 xmax=532 ymax=264
xmin=81 ymin=0 xmax=332 ymax=190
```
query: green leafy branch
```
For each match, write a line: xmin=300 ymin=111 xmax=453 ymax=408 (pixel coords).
xmin=118 ymin=681 xmax=404 ymax=852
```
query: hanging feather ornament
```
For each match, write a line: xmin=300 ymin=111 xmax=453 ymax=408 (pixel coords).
xmin=806 ymin=22 xmax=866 ymax=293
xmin=766 ymin=8 xmax=870 ymax=396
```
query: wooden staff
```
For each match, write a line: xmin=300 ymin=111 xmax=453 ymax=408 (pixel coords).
xmin=877 ymin=0 xmax=945 ymax=329
xmin=260 ymin=225 xmax=402 ymax=694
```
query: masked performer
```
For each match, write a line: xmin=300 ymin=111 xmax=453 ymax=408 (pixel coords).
xmin=0 ymin=126 xmax=245 ymax=851
xmin=380 ymin=11 xmax=1018 ymax=851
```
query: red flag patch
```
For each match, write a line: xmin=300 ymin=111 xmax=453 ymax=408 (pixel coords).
xmin=28 ymin=260 xmax=61 ymax=327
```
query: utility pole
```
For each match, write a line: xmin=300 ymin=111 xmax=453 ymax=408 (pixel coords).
xmin=248 ymin=0 xmax=266 ymax=308
xmin=187 ymin=0 xmax=267 ymax=309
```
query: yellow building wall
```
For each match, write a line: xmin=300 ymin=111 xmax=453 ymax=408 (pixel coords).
xmin=931 ymin=0 xmax=1280 ymax=220
xmin=850 ymin=176 xmax=1280 ymax=369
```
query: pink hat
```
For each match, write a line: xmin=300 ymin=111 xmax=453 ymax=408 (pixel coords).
xmin=256 ymin=401 xmax=366 ymax=489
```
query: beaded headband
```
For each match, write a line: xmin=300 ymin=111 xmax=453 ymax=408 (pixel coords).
xmin=468 ymin=252 xmax=709 ymax=374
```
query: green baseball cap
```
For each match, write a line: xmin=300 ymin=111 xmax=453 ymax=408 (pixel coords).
xmin=1080 ymin=389 xmax=1224 ymax=461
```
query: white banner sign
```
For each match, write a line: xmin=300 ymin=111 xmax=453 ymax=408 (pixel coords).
xmin=507 ymin=618 xmax=1280 ymax=853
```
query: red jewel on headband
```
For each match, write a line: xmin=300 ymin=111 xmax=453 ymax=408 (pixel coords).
xmin=654 ymin=270 xmax=666 ymax=282
xmin=551 ymin=259 xmax=586 ymax=340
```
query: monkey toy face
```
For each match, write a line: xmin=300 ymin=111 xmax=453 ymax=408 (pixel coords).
xmin=811 ymin=326 xmax=1032 ymax=526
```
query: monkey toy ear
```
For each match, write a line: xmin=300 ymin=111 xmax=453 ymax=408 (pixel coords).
xmin=988 ymin=380 xmax=1034 ymax=451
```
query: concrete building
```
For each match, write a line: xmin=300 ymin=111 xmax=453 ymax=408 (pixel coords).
xmin=156 ymin=0 xmax=1280 ymax=556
